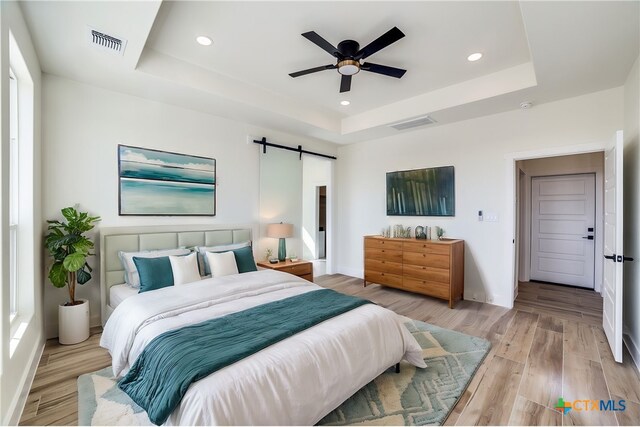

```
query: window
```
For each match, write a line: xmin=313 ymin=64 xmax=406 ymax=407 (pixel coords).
xmin=9 ymin=67 xmax=18 ymax=321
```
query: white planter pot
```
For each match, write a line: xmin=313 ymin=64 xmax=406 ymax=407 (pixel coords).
xmin=58 ymin=299 xmax=90 ymax=345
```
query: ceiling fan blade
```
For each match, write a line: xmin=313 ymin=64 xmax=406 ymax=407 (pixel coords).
xmin=340 ymin=74 xmax=352 ymax=93
xmin=289 ymin=64 xmax=336 ymax=78
xmin=361 ymin=62 xmax=406 ymax=78
xmin=355 ymin=27 xmax=405 ymax=60
xmin=301 ymin=31 xmax=340 ymax=58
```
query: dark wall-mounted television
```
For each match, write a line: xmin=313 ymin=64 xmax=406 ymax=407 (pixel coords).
xmin=386 ymin=166 xmax=455 ymax=216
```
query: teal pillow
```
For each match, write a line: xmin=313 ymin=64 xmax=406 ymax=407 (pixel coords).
xmin=232 ymin=246 xmax=257 ymax=273
xmin=133 ymin=256 xmax=174 ymax=293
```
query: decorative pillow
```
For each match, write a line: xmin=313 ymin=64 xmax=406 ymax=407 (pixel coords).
xmin=119 ymin=248 xmax=191 ymax=287
xmin=196 ymin=241 xmax=251 ymax=275
xmin=206 ymin=251 xmax=239 ymax=277
xmin=232 ymin=246 xmax=258 ymax=273
xmin=169 ymin=253 xmax=201 ymax=286
xmin=133 ymin=256 xmax=174 ymax=293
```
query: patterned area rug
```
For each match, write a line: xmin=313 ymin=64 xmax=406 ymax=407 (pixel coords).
xmin=78 ymin=318 xmax=490 ymax=426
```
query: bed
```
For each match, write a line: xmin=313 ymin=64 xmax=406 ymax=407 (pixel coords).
xmin=99 ymin=225 xmax=427 ymax=426
xmin=99 ymin=224 xmax=255 ymax=324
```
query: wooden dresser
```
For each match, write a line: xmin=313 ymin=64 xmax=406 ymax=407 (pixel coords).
xmin=363 ymin=236 xmax=464 ymax=308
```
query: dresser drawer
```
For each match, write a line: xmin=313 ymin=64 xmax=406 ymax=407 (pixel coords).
xmin=403 ymin=252 xmax=450 ymax=269
xmin=365 ymin=238 xmax=403 ymax=251
xmin=365 ymin=258 xmax=403 ymax=275
xmin=403 ymin=241 xmax=450 ymax=255
xmin=402 ymin=277 xmax=450 ymax=299
xmin=365 ymin=270 xmax=403 ymax=287
xmin=279 ymin=262 xmax=312 ymax=276
xmin=365 ymin=248 xmax=403 ymax=262
xmin=403 ymin=264 xmax=450 ymax=283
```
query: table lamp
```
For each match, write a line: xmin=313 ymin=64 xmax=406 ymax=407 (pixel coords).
xmin=267 ymin=222 xmax=293 ymax=261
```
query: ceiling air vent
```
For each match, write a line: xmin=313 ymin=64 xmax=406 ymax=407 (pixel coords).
xmin=389 ymin=115 xmax=437 ymax=131
xmin=87 ymin=27 xmax=127 ymax=55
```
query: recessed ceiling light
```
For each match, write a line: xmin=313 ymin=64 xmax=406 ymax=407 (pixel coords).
xmin=340 ymin=100 xmax=350 ymax=106
xmin=467 ymin=52 xmax=483 ymax=62
xmin=196 ymin=36 xmax=213 ymax=46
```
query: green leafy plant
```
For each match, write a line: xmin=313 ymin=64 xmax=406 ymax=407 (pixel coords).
xmin=45 ymin=206 xmax=100 ymax=306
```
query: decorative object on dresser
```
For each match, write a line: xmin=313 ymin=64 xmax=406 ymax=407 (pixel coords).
xmin=45 ymin=206 xmax=101 ymax=344
xmin=266 ymin=222 xmax=294 ymax=261
xmin=257 ymin=259 xmax=313 ymax=282
xmin=118 ymin=145 xmax=216 ymax=216
xmin=363 ymin=235 xmax=464 ymax=308
xmin=386 ymin=166 xmax=455 ymax=216
xmin=391 ymin=224 xmax=412 ymax=238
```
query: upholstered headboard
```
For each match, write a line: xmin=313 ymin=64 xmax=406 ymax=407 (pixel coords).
xmin=100 ymin=224 xmax=255 ymax=325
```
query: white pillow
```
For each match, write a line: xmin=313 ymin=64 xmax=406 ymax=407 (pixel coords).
xmin=206 ymin=251 xmax=238 ymax=277
xmin=196 ymin=241 xmax=251 ymax=275
xmin=119 ymin=248 xmax=191 ymax=287
xmin=169 ymin=253 xmax=201 ymax=286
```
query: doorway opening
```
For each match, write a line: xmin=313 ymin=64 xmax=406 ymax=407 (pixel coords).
xmin=317 ymin=186 xmax=327 ymax=260
xmin=515 ymin=152 xmax=604 ymax=310
xmin=302 ymin=155 xmax=332 ymax=277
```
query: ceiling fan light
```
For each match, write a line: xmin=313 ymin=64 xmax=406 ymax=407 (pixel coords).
xmin=337 ymin=59 xmax=360 ymax=75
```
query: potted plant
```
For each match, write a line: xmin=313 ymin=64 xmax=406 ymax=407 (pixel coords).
xmin=45 ymin=206 xmax=100 ymax=344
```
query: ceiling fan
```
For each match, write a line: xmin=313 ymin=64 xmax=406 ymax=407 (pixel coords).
xmin=289 ymin=27 xmax=407 ymax=93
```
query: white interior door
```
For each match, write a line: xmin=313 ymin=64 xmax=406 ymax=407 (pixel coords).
xmin=530 ymin=174 xmax=596 ymax=288
xmin=603 ymin=130 xmax=624 ymax=363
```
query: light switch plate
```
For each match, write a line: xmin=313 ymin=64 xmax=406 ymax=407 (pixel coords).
xmin=484 ymin=212 xmax=499 ymax=222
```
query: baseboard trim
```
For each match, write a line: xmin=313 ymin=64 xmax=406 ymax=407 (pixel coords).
xmin=623 ymin=332 xmax=640 ymax=374
xmin=7 ymin=340 xmax=44 ymax=425
xmin=336 ymin=266 xmax=363 ymax=279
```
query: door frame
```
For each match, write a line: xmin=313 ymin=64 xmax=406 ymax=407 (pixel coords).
xmin=505 ymin=142 xmax=607 ymax=307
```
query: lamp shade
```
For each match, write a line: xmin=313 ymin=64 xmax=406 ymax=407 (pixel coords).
xmin=267 ymin=223 xmax=293 ymax=238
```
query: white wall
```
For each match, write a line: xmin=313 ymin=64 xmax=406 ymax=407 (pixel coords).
xmin=336 ymin=87 xmax=623 ymax=307
xmin=623 ymin=56 xmax=640 ymax=368
xmin=516 ymin=152 xmax=604 ymax=291
xmin=0 ymin=2 xmax=43 ymax=424
xmin=42 ymin=74 xmax=336 ymax=338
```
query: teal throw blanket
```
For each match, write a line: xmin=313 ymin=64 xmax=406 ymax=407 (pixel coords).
xmin=118 ymin=289 xmax=372 ymax=425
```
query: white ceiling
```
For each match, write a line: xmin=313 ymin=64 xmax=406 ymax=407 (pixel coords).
xmin=19 ymin=1 xmax=640 ymax=144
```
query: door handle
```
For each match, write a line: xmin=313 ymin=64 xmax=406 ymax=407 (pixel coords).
xmin=604 ymin=254 xmax=634 ymax=262
xmin=582 ymin=236 xmax=594 ymax=240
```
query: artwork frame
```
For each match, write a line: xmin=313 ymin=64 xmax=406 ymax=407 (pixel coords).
xmin=118 ymin=144 xmax=216 ymax=216
xmin=386 ymin=166 xmax=455 ymax=217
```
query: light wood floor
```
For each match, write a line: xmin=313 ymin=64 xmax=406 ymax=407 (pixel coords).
xmin=20 ymin=276 xmax=640 ymax=426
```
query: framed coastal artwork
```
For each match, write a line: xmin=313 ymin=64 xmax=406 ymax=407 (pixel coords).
xmin=118 ymin=145 xmax=216 ymax=216
xmin=386 ymin=166 xmax=455 ymax=216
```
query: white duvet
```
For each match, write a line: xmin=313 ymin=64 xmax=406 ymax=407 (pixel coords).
xmin=101 ymin=270 xmax=426 ymax=426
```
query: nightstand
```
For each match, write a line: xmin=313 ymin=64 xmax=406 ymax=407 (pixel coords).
xmin=256 ymin=259 xmax=314 ymax=282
